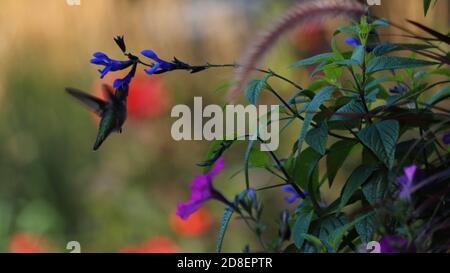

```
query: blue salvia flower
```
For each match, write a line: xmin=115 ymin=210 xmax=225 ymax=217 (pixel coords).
xmin=281 ymin=185 xmax=307 ymax=204
xmin=345 ymin=37 xmax=362 ymax=47
xmin=113 ymin=63 xmax=137 ymax=90
xmin=141 ymin=50 xmax=174 ymax=75
xmin=90 ymin=52 xmax=134 ymax=79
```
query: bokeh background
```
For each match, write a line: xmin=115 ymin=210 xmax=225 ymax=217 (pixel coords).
xmin=0 ymin=0 xmax=448 ymax=252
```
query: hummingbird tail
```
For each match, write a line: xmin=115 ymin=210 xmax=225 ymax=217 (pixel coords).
xmin=93 ymin=133 xmax=107 ymax=151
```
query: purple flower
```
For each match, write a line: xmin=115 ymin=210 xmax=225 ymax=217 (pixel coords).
xmin=177 ymin=157 xmax=227 ymax=220
xmin=397 ymin=165 xmax=417 ymax=200
xmin=345 ymin=37 xmax=362 ymax=47
xmin=141 ymin=50 xmax=174 ymax=75
xmin=380 ymin=235 xmax=416 ymax=253
xmin=397 ymin=165 xmax=428 ymax=200
xmin=281 ymin=185 xmax=307 ymax=204
xmin=443 ymin=132 xmax=450 ymax=145
xmin=113 ymin=64 xmax=137 ymax=90
xmin=90 ymin=52 xmax=134 ymax=79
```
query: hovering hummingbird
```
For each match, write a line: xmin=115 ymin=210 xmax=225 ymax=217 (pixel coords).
xmin=66 ymin=84 xmax=128 ymax=151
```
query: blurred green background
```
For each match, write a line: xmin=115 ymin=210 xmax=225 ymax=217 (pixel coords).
xmin=0 ymin=0 xmax=448 ymax=252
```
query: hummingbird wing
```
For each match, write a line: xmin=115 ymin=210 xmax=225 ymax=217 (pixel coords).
xmin=66 ymin=87 xmax=108 ymax=117
xmin=101 ymin=84 xmax=116 ymax=103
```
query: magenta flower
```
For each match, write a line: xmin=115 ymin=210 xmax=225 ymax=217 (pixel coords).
xmin=380 ymin=235 xmax=416 ymax=253
xmin=177 ymin=157 xmax=228 ymax=220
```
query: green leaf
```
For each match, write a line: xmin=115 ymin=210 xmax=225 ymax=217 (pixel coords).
xmin=355 ymin=214 xmax=375 ymax=244
xmin=328 ymin=212 xmax=374 ymax=251
xmin=373 ymin=43 xmax=436 ymax=57
xmin=371 ymin=18 xmax=389 ymax=27
xmin=338 ymin=165 xmax=377 ymax=211
xmin=293 ymin=210 xmax=314 ymax=250
xmin=216 ymin=207 xmax=234 ymax=253
xmin=423 ymin=0 xmax=437 ymax=16
xmin=244 ymin=74 xmax=271 ymax=105
xmin=326 ymin=140 xmax=358 ymax=187
xmin=367 ymin=56 xmax=437 ymax=74
xmin=310 ymin=61 xmax=330 ymax=78
xmin=293 ymin=147 xmax=321 ymax=190
xmin=426 ymin=86 xmax=450 ymax=105
xmin=357 ymin=120 xmax=399 ymax=169
xmin=365 ymin=75 xmax=403 ymax=90
xmin=319 ymin=214 xmax=348 ymax=252
xmin=305 ymin=121 xmax=328 ymax=155
xmin=362 ymin=170 xmax=385 ymax=204
xmin=302 ymin=234 xmax=326 ymax=252
xmin=290 ymin=53 xmax=334 ymax=68
xmin=296 ymin=86 xmax=335 ymax=154
xmin=199 ymin=140 xmax=234 ymax=172
xmin=330 ymin=100 xmax=365 ymax=122
xmin=351 ymin=46 xmax=365 ymax=65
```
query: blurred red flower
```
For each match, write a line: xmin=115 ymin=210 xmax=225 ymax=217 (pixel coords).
xmin=9 ymin=233 xmax=52 ymax=253
xmin=170 ymin=207 xmax=214 ymax=237
xmin=126 ymin=74 xmax=170 ymax=120
xmin=93 ymin=73 xmax=170 ymax=121
xmin=293 ymin=22 xmax=329 ymax=55
xmin=120 ymin=236 xmax=179 ymax=253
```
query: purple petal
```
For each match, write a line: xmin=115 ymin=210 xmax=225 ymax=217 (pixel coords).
xmin=207 ymin=157 xmax=225 ymax=178
xmin=404 ymin=165 xmax=417 ymax=184
xmin=93 ymin=52 xmax=109 ymax=59
xmin=345 ymin=37 xmax=362 ymax=47
xmin=144 ymin=62 xmax=160 ymax=75
xmin=281 ymin=185 xmax=296 ymax=193
xmin=141 ymin=49 xmax=158 ymax=60
xmin=443 ymin=132 xmax=450 ymax=145
xmin=176 ymin=200 xmax=203 ymax=220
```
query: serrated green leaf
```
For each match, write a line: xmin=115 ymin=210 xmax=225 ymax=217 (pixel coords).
xmin=216 ymin=207 xmax=234 ymax=253
xmin=296 ymin=86 xmax=335 ymax=154
xmin=319 ymin=214 xmax=348 ymax=252
xmin=373 ymin=43 xmax=436 ymax=57
xmin=328 ymin=212 xmax=374 ymax=251
xmin=293 ymin=210 xmax=314 ymax=250
xmin=245 ymin=76 xmax=269 ymax=105
xmin=339 ymin=165 xmax=377 ymax=211
xmin=355 ymin=214 xmax=375 ymax=244
xmin=305 ymin=121 xmax=328 ymax=155
xmin=290 ymin=53 xmax=334 ymax=68
xmin=362 ymin=170 xmax=385 ymax=204
xmin=326 ymin=140 xmax=358 ymax=187
xmin=357 ymin=120 xmax=399 ymax=169
xmin=330 ymin=100 xmax=365 ymax=122
xmin=367 ymin=56 xmax=437 ymax=73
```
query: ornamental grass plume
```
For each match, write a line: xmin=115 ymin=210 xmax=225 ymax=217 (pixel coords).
xmin=229 ymin=0 xmax=365 ymax=99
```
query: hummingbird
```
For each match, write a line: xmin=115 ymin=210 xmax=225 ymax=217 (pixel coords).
xmin=66 ymin=84 xmax=128 ymax=151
